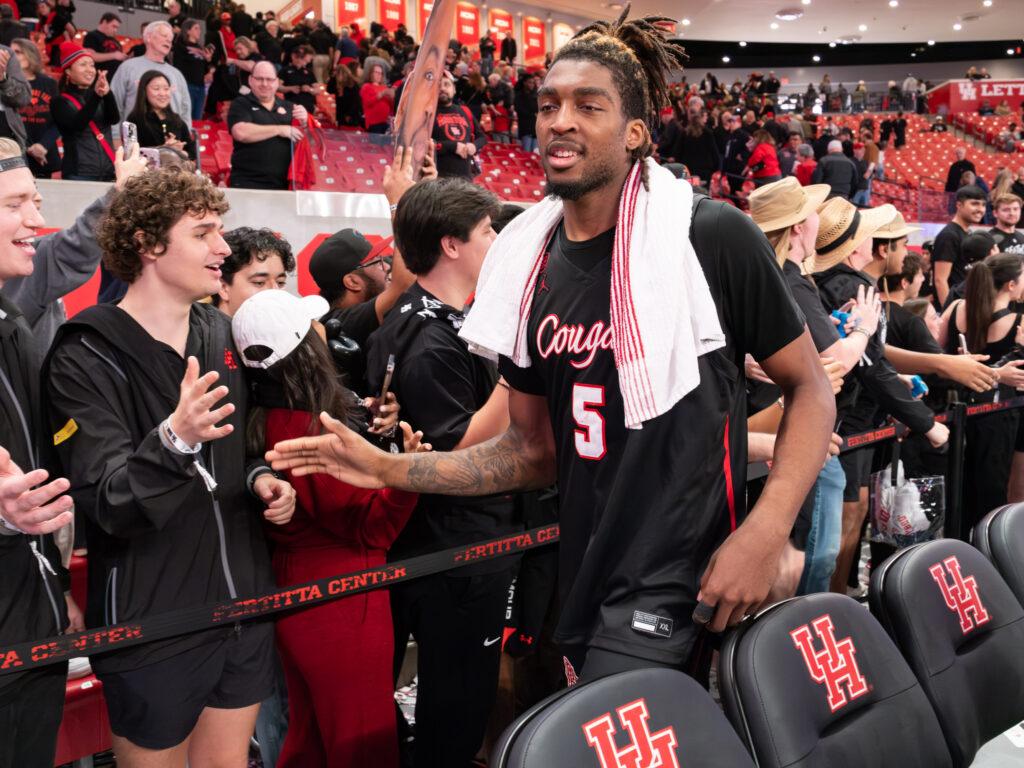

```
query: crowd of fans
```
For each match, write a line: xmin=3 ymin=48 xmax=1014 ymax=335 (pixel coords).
xmin=2 ymin=5 xmax=1024 ymax=768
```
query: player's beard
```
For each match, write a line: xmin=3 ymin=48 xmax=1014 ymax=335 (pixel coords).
xmin=544 ymin=151 xmax=618 ymax=202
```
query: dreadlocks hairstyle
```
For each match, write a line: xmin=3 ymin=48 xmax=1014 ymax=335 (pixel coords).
xmin=554 ymin=4 xmax=687 ymax=188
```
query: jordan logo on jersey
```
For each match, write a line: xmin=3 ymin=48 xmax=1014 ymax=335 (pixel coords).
xmin=536 ymin=313 xmax=614 ymax=370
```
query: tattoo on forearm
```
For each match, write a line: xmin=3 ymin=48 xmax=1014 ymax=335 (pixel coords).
xmin=401 ymin=430 xmax=542 ymax=496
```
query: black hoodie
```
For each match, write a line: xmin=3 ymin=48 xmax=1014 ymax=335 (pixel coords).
xmin=0 ymin=294 xmax=67 ymax=703
xmin=44 ymin=302 xmax=274 ymax=675
xmin=813 ymin=264 xmax=935 ymax=435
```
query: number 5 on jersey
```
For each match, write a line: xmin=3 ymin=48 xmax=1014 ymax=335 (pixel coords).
xmin=573 ymin=383 xmax=606 ymax=460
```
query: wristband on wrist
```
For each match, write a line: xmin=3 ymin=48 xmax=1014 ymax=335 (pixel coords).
xmin=852 ymin=326 xmax=872 ymax=339
xmin=0 ymin=513 xmax=26 ymax=535
xmin=389 ymin=203 xmax=399 ymax=212
xmin=159 ymin=418 xmax=201 ymax=455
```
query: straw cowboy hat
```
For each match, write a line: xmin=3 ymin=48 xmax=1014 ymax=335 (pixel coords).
xmin=749 ymin=177 xmax=831 ymax=233
xmin=874 ymin=209 xmax=921 ymax=240
xmin=808 ymin=198 xmax=897 ymax=274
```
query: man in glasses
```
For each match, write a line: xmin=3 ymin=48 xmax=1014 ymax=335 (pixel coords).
xmin=228 ymin=60 xmax=307 ymax=190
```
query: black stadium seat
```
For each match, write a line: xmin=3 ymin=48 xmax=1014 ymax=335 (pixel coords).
xmin=719 ymin=593 xmax=951 ymax=768
xmin=870 ymin=539 xmax=1024 ymax=768
xmin=974 ymin=503 xmax=1024 ymax=605
xmin=490 ymin=668 xmax=755 ymax=768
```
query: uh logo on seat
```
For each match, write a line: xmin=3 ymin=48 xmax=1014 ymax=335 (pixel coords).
xmin=582 ymin=698 xmax=680 ymax=768
xmin=790 ymin=615 xmax=870 ymax=713
xmin=928 ymin=555 xmax=990 ymax=635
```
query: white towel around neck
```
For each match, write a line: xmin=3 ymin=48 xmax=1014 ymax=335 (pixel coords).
xmin=460 ymin=158 xmax=725 ymax=429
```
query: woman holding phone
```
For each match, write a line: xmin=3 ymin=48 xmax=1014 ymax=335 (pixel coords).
xmin=126 ymin=70 xmax=196 ymax=160
xmin=51 ymin=42 xmax=118 ymax=181
xmin=234 ymin=289 xmax=428 ymax=768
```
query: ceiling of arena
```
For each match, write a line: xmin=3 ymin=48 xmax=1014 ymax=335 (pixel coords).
xmin=542 ymin=0 xmax=1020 ymax=44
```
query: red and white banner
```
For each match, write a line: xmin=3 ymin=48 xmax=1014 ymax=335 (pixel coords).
xmin=454 ymin=2 xmax=479 ymax=47
xmin=927 ymin=79 xmax=1024 ymax=115
xmin=378 ymin=0 xmax=405 ymax=29
xmin=488 ymin=8 xmax=512 ymax=40
xmin=552 ymin=22 xmax=573 ymax=53
xmin=336 ymin=0 xmax=366 ymax=26
xmin=417 ymin=0 xmax=434 ymax=36
xmin=522 ymin=16 xmax=545 ymax=65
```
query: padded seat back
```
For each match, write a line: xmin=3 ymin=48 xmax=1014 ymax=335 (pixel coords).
xmin=490 ymin=668 xmax=754 ymax=768
xmin=720 ymin=593 xmax=951 ymax=768
xmin=870 ymin=539 xmax=1024 ymax=768
xmin=974 ymin=503 xmax=1024 ymax=605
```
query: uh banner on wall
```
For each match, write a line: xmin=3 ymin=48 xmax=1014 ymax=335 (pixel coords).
xmin=378 ymin=0 xmax=405 ymax=29
xmin=522 ymin=15 xmax=545 ymax=64
xmin=488 ymin=8 xmax=512 ymax=40
xmin=336 ymin=0 xmax=365 ymax=26
xmin=454 ymin=1 xmax=480 ymax=47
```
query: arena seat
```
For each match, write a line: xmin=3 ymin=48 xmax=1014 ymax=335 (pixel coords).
xmin=974 ymin=504 xmax=1024 ymax=604
xmin=490 ymin=668 xmax=755 ymax=768
xmin=869 ymin=539 xmax=1024 ymax=768
xmin=719 ymin=593 xmax=951 ymax=768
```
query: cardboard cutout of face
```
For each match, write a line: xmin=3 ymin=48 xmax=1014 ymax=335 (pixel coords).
xmin=392 ymin=0 xmax=456 ymax=179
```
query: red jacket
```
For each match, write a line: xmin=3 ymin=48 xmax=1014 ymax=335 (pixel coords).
xmin=360 ymin=82 xmax=393 ymax=129
xmin=264 ymin=409 xmax=416 ymax=558
xmin=747 ymin=142 xmax=781 ymax=178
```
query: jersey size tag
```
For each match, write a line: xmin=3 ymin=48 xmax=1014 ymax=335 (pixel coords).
xmin=53 ymin=418 xmax=78 ymax=445
xmin=631 ymin=610 xmax=673 ymax=638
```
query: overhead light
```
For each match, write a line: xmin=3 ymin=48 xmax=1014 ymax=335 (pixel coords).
xmin=801 ymin=0 xmax=811 ymax=4
xmin=812 ymin=54 xmax=821 ymax=62
xmin=953 ymin=22 xmax=962 ymax=29
xmin=680 ymin=17 xmax=691 ymax=25
xmin=1009 ymin=48 xmax=1015 ymax=55
xmin=858 ymin=24 xmax=867 ymax=31
xmin=928 ymin=39 xmax=935 ymax=45
xmin=775 ymin=8 xmax=804 ymax=21
xmin=770 ymin=22 xmax=779 ymax=29
xmin=983 ymin=0 xmax=992 ymax=5
xmin=722 ymin=56 xmax=730 ymax=62
xmin=829 ymin=41 xmax=836 ymax=47
xmin=889 ymin=0 xmax=898 ymax=6
xmin=911 ymin=52 xmax=916 ymax=56
xmin=739 ymin=40 xmax=747 ymax=46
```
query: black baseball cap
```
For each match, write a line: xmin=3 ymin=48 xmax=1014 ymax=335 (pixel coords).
xmin=309 ymin=229 xmax=393 ymax=292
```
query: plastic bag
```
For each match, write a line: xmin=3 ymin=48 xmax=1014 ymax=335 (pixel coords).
xmin=870 ymin=458 xmax=945 ymax=547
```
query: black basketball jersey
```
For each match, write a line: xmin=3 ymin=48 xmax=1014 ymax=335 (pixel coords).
xmin=500 ymin=201 xmax=805 ymax=665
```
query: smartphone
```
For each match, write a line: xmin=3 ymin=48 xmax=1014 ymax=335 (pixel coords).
xmin=139 ymin=147 xmax=160 ymax=168
xmin=120 ymin=121 xmax=137 ymax=157
xmin=376 ymin=354 xmax=396 ymax=416
xmin=958 ymin=332 xmax=969 ymax=355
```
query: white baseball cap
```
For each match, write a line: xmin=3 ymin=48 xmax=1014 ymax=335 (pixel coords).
xmin=231 ymin=290 xmax=330 ymax=369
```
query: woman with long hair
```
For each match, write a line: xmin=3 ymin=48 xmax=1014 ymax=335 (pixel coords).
xmin=12 ymin=37 xmax=61 ymax=178
xmin=940 ymin=252 xmax=1024 ymax=526
xmin=360 ymin=61 xmax=394 ymax=134
xmin=328 ymin=59 xmax=363 ymax=127
xmin=51 ymin=43 xmax=118 ymax=181
xmin=992 ymin=167 xmax=1014 ymax=204
xmin=458 ymin=68 xmax=488 ymax=123
xmin=744 ymin=128 xmax=782 ymax=187
xmin=126 ymin=70 xmax=196 ymax=160
xmin=234 ymin=289 xmax=428 ymax=768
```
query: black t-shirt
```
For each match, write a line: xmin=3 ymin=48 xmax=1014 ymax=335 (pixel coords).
xmin=932 ymin=221 xmax=969 ymax=293
xmin=432 ymin=102 xmax=485 ymax=179
xmin=990 ymin=227 xmax=1024 ymax=256
xmin=22 ymin=75 xmax=60 ymax=174
xmin=883 ymin=301 xmax=941 ymax=354
xmin=365 ymin=283 xmax=518 ymax=575
xmin=499 ymin=200 xmax=806 ymax=664
xmin=227 ymin=93 xmax=293 ymax=190
xmin=321 ymin=299 xmax=379 ymax=349
xmin=279 ymin=63 xmax=316 ymax=112
xmin=172 ymin=39 xmax=209 ymax=87
xmin=783 ymin=260 xmax=840 ymax=353
xmin=83 ymin=30 xmax=122 ymax=77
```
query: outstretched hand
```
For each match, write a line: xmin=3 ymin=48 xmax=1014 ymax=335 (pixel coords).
xmin=0 ymin=447 xmax=74 ymax=535
xmin=168 ymin=356 xmax=234 ymax=447
xmin=267 ymin=411 xmax=389 ymax=488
